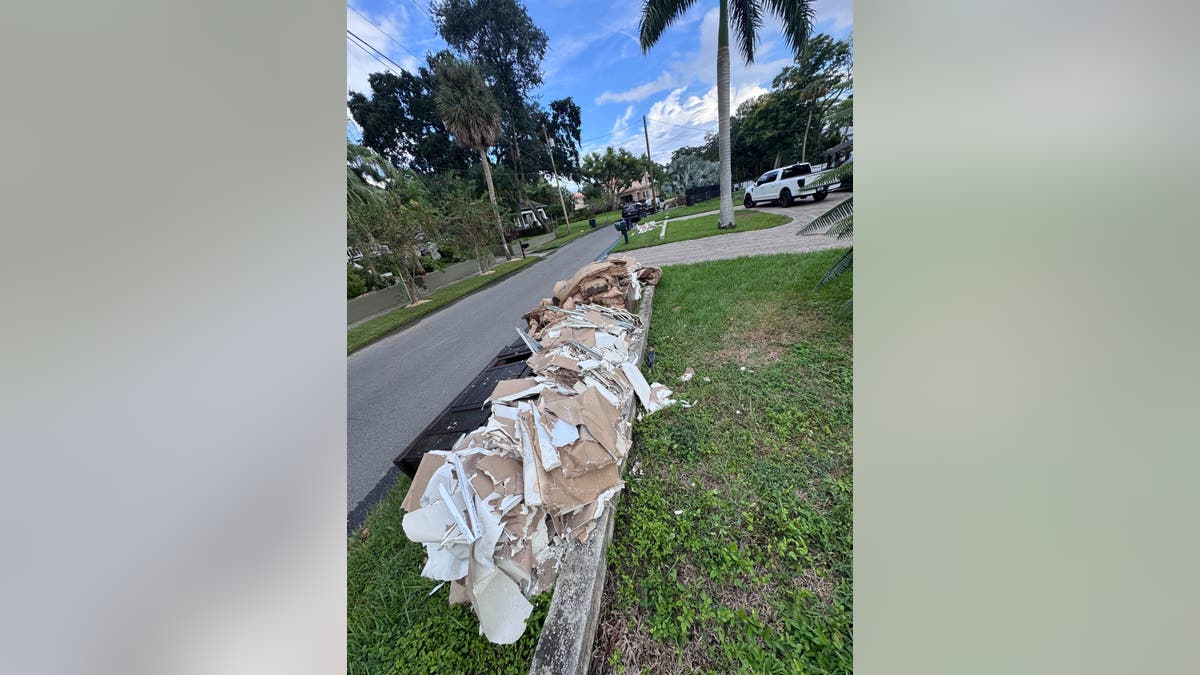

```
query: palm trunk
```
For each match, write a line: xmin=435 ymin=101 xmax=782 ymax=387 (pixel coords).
xmin=716 ymin=0 xmax=735 ymax=229
xmin=479 ymin=147 xmax=512 ymax=259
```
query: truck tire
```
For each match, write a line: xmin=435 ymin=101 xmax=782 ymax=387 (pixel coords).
xmin=743 ymin=192 xmax=755 ymax=208
xmin=812 ymin=188 xmax=829 ymax=202
xmin=779 ymin=188 xmax=793 ymax=207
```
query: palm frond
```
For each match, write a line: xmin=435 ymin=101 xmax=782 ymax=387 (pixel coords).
xmin=729 ymin=0 xmax=763 ymax=62
xmin=817 ymin=247 xmax=852 ymax=287
xmin=797 ymin=199 xmax=852 ymax=236
xmin=639 ymin=0 xmax=700 ymax=51
xmin=434 ymin=58 xmax=501 ymax=151
xmin=826 ymin=213 xmax=853 ymax=240
xmin=764 ymin=0 xmax=816 ymax=58
xmin=805 ymin=160 xmax=853 ymax=190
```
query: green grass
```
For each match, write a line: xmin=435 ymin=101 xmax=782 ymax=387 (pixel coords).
xmin=348 ymin=474 xmax=551 ymax=674
xmin=348 ymin=256 xmax=540 ymax=354
xmin=610 ymin=210 xmax=790 ymax=253
xmin=640 ymin=191 xmax=748 ymax=224
xmin=590 ymin=210 xmax=625 ymax=227
xmin=593 ymin=251 xmax=853 ymax=674
xmin=529 ymin=220 xmax=608 ymax=253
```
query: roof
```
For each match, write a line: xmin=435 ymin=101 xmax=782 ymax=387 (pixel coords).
xmin=518 ymin=198 xmax=547 ymax=210
xmin=822 ymin=139 xmax=853 ymax=156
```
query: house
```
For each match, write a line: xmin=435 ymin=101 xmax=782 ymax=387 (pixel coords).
xmin=571 ymin=191 xmax=586 ymax=211
xmin=514 ymin=198 xmax=551 ymax=231
xmin=616 ymin=171 xmax=655 ymax=204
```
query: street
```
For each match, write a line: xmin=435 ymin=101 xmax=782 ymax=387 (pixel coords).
xmin=347 ymin=224 xmax=619 ymax=515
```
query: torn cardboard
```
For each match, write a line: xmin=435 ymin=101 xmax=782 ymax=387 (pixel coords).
xmin=398 ymin=257 xmax=673 ymax=644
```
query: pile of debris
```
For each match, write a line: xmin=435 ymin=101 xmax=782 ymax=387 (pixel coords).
xmin=400 ymin=255 xmax=673 ymax=644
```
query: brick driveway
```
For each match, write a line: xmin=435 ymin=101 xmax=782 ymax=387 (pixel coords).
xmin=626 ymin=192 xmax=851 ymax=267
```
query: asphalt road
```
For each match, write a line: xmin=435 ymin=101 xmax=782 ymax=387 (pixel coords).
xmin=348 ymin=224 xmax=620 ymax=515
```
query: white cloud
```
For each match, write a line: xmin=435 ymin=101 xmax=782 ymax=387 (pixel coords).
xmin=346 ymin=6 xmax=422 ymax=94
xmin=643 ymin=83 xmax=769 ymax=162
xmin=613 ymin=105 xmax=634 ymax=132
xmin=596 ymin=71 xmax=677 ymax=105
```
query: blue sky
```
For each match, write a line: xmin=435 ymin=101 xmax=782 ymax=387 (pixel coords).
xmin=347 ymin=0 xmax=852 ymax=170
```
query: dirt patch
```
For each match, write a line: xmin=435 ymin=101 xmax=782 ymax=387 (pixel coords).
xmin=711 ymin=304 xmax=828 ymax=366
xmin=590 ymin=580 xmax=714 ymax=675
xmin=792 ymin=565 xmax=837 ymax=604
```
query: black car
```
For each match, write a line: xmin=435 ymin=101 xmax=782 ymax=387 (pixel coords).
xmin=621 ymin=202 xmax=644 ymax=223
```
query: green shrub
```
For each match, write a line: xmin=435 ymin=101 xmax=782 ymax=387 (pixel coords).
xmin=347 ymin=267 xmax=367 ymax=299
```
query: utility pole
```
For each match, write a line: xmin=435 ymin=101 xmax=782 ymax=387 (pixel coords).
xmin=642 ymin=115 xmax=659 ymax=206
xmin=542 ymin=124 xmax=573 ymax=234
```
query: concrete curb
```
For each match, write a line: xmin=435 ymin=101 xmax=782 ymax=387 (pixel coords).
xmin=529 ymin=284 xmax=656 ymax=675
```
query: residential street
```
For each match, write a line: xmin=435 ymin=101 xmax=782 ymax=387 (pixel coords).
xmin=347 ymin=224 xmax=619 ymax=515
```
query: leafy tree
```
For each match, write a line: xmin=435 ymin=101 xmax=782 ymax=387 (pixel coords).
xmin=772 ymin=34 xmax=852 ymax=162
xmin=347 ymin=62 xmax=473 ymax=174
xmin=796 ymin=160 xmax=853 ymax=314
xmin=433 ymin=0 xmax=549 ymax=206
xmin=433 ymin=56 xmax=512 ymax=259
xmin=641 ymin=0 xmax=816 ymax=229
xmin=346 ymin=142 xmax=442 ymax=301
xmin=580 ymin=147 xmax=644 ymax=211
xmin=439 ymin=181 xmax=499 ymax=274
xmin=665 ymin=154 xmax=718 ymax=194
xmin=526 ymin=179 xmax=574 ymax=222
xmin=546 ymin=97 xmax=583 ymax=180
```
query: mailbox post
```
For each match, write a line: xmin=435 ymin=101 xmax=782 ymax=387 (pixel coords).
xmin=615 ymin=219 xmax=630 ymax=244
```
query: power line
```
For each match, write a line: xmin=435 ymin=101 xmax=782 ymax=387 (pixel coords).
xmin=645 ymin=116 xmax=715 ymax=133
xmin=347 ymin=4 xmax=425 ymax=65
xmin=347 ymin=35 xmax=400 ymax=76
xmin=580 ymin=122 xmax=639 ymax=144
xmin=347 ymin=29 xmax=411 ymax=74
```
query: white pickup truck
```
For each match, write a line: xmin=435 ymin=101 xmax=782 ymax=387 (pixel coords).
xmin=743 ymin=162 xmax=833 ymax=208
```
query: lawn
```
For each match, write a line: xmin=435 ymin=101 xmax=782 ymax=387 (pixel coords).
xmin=610 ymin=210 xmax=790 ymax=253
xmin=592 ymin=251 xmax=853 ymax=674
xmin=348 ymin=256 xmax=540 ymax=354
xmin=640 ymin=190 xmax=748 ymax=224
xmin=348 ymin=473 xmax=551 ymax=674
xmin=530 ymin=219 xmax=610 ymax=253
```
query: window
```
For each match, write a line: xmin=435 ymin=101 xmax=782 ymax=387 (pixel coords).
xmin=755 ymin=170 xmax=778 ymax=186
xmin=780 ymin=164 xmax=812 ymax=179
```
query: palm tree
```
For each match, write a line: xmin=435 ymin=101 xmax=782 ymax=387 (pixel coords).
xmin=433 ymin=57 xmax=512 ymax=259
xmin=797 ymin=160 xmax=852 ymax=314
xmin=640 ymin=0 xmax=815 ymax=229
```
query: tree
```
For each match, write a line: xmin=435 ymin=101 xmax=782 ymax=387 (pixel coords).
xmin=796 ymin=160 xmax=853 ymax=314
xmin=346 ymin=143 xmax=441 ymax=301
xmin=347 ymin=143 xmax=427 ymax=283
xmin=665 ymin=154 xmax=718 ymax=194
xmin=580 ymin=147 xmax=644 ymax=211
xmin=433 ymin=57 xmax=512 ymax=259
xmin=439 ymin=181 xmax=499 ymax=274
xmin=641 ymin=0 xmax=816 ymax=229
xmin=433 ymin=0 xmax=549 ymax=208
xmin=347 ymin=64 xmax=473 ymax=174
xmin=772 ymin=34 xmax=852 ymax=162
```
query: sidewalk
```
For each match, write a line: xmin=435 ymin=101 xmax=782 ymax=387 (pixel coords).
xmin=628 ymin=193 xmax=851 ymax=267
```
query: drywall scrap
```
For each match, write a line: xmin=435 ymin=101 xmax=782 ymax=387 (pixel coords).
xmin=400 ymin=255 xmax=673 ymax=644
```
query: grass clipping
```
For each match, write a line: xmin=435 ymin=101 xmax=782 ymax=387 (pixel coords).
xmin=399 ymin=255 xmax=672 ymax=644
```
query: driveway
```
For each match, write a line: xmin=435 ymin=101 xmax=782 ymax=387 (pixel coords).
xmin=347 ymin=224 xmax=620 ymax=516
xmin=629 ymin=193 xmax=852 ymax=267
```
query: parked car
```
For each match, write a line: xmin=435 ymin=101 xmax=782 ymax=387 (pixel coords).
xmin=743 ymin=162 xmax=833 ymax=208
xmin=621 ymin=201 xmax=644 ymax=223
